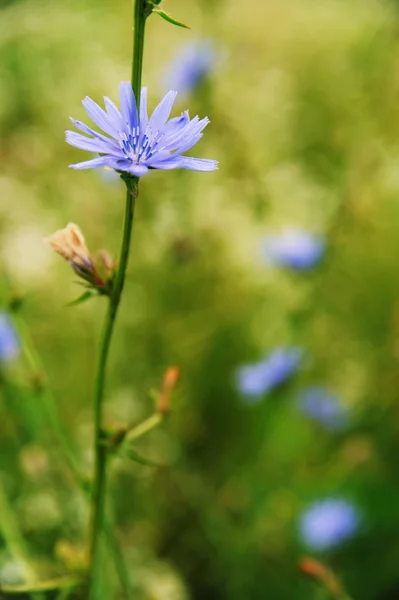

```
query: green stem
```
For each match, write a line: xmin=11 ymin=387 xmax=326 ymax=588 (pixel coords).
xmin=125 ymin=412 xmax=164 ymax=443
xmin=106 ymin=515 xmax=135 ymax=598
xmin=4 ymin=288 xmax=134 ymax=596
xmin=88 ymin=179 xmax=138 ymax=600
xmin=88 ymin=1 xmax=148 ymax=595
xmin=0 ymin=575 xmax=81 ymax=596
xmin=131 ymin=0 xmax=148 ymax=101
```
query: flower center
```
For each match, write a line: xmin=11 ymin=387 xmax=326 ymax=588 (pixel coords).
xmin=119 ymin=126 xmax=164 ymax=164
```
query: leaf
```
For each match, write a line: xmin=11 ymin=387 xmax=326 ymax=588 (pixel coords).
xmin=67 ymin=290 xmax=96 ymax=307
xmin=0 ymin=575 xmax=81 ymax=596
xmin=152 ymin=9 xmax=190 ymax=29
xmin=122 ymin=445 xmax=163 ymax=467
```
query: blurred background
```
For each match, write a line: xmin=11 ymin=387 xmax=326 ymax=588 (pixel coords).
xmin=2 ymin=0 xmax=399 ymax=598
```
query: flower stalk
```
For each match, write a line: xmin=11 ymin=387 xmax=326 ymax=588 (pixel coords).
xmin=87 ymin=2 xmax=147 ymax=597
xmin=88 ymin=177 xmax=138 ymax=599
xmin=132 ymin=0 xmax=150 ymax=100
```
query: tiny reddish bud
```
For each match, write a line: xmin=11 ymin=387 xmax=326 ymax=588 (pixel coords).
xmin=299 ymin=557 xmax=326 ymax=579
xmin=299 ymin=557 xmax=343 ymax=597
xmin=163 ymin=366 xmax=180 ymax=390
xmin=157 ymin=366 xmax=180 ymax=413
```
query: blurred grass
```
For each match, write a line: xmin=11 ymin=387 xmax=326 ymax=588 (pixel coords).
xmin=2 ymin=0 xmax=399 ymax=598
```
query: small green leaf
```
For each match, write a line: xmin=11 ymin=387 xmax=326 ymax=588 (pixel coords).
xmin=152 ymin=9 xmax=190 ymax=29
xmin=122 ymin=445 xmax=162 ymax=467
xmin=67 ymin=290 xmax=95 ymax=307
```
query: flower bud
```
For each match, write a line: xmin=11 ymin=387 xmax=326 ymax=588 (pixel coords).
xmin=158 ymin=366 xmax=180 ymax=414
xmin=44 ymin=223 xmax=114 ymax=295
xmin=44 ymin=223 xmax=92 ymax=269
xmin=299 ymin=557 xmax=343 ymax=597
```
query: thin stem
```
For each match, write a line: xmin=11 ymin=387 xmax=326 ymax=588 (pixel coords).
xmin=88 ymin=0 xmax=147 ymax=595
xmin=131 ymin=0 xmax=148 ymax=102
xmin=4 ymin=291 xmax=134 ymax=596
xmin=7 ymin=299 xmax=133 ymax=596
xmin=0 ymin=575 xmax=81 ymax=596
xmin=88 ymin=180 xmax=138 ymax=600
xmin=125 ymin=413 xmax=164 ymax=443
xmin=106 ymin=517 xmax=135 ymax=599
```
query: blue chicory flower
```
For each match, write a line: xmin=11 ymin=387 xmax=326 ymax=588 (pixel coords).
xmin=297 ymin=387 xmax=349 ymax=431
xmin=299 ymin=498 xmax=360 ymax=551
xmin=66 ymin=83 xmax=218 ymax=177
xmin=261 ymin=229 xmax=325 ymax=270
xmin=237 ymin=347 xmax=303 ymax=401
xmin=0 ymin=313 xmax=19 ymax=362
xmin=165 ymin=40 xmax=215 ymax=95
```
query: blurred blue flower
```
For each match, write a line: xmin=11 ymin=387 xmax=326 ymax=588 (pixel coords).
xmin=165 ymin=41 xmax=215 ymax=95
xmin=237 ymin=347 xmax=303 ymax=401
xmin=0 ymin=313 xmax=19 ymax=362
xmin=297 ymin=387 xmax=348 ymax=431
xmin=299 ymin=499 xmax=360 ymax=551
xmin=66 ymin=83 xmax=218 ymax=176
xmin=261 ymin=229 xmax=325 ymax=270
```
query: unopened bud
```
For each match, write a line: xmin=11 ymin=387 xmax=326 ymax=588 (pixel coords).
xmin=158 ymin=366 xmax=180 ymax=414
xmin=44 ymin=223 xmax=91 ymax=268
xmin=163 ymin=366 xmax=180 ymax=389
xmin=44 ymin=223 xmax=110 ymax=292
xmin=299 ymin=557 xmax=343 ymax=597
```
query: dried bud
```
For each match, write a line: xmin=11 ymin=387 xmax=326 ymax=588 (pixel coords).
xmin=299 ymin=557 xmax=343 ymax=597
xmin=44 ymin=223 xmax=91 ymax=269
xmin=44 ymin=223 xmax=112 ymax=293
xmin=158 ymin=366 xmax=180 ymax=414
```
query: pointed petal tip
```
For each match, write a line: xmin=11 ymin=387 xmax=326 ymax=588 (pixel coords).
xmin=164 ymin=89 xmax=178 ymax=100
xmin=182 ymin=157 xmax=218 ymax=172
xmin=206 ymin=160 xmax=218 ymax=171
xmin=119 ymin=80 xmax=134 ymax=93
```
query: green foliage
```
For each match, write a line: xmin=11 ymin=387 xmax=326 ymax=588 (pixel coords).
xmin=1 ymin=0 xmax=399 ymax=598
xmin=152 ymin=9 xmax=190 ymax=29
xmin=67 ymin=290 xmax=96 ymax=307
